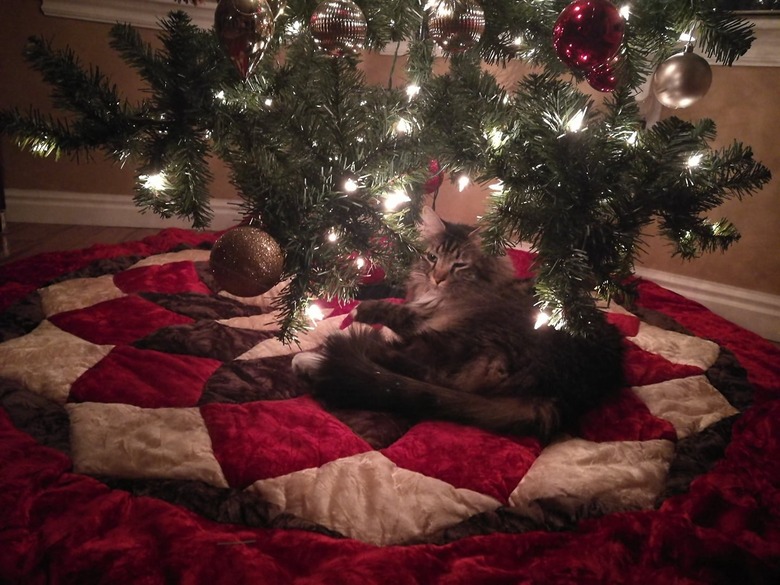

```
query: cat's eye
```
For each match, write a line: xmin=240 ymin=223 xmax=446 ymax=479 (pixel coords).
xmin=425 ymin=252 xmax=438 ymax=263
xmin=451 ymin=262 xmax=467 ymax=271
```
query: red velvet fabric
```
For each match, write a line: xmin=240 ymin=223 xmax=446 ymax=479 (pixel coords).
xmin=49 ymin=295 xmax=194 ymax=345
xmin=70 ymin=345 xmax=222 ymax=408
xmin=382 ymin=421 xmax=541 ymax=502
xmin=1 ymin=231 xmax=778 ymax=583
xmin=578 ymin=386 xmax=678 ymax=443
xmin=622 ymin=340 xmax=704 ymax=386
xmin=632 ymin=278 xmax=780 ymax=402
xmin=114 ymin=260 xmax=213 ymax=295
xmin=202 ymin=396 xmax=373 ymax=488
xmin=1 ymin=392 xmax=779 ymax=582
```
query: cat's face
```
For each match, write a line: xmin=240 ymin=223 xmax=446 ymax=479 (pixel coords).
xmin=416 ymin=207 xmax=482 ymax=289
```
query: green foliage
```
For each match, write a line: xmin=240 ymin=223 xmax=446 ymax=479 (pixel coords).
xmin=1 ymin=1 xmax=772 ymax=339
xmin=456 ymin=75 xmax=770 ymax=330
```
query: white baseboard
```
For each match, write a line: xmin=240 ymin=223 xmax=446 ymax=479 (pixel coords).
xmin=634 ymin=267 xmax=780 ymax=342
xmin=4 ymin=188 xmax=241 ymax=231
xmin=512 ymin=242 xmax=779 ymax=342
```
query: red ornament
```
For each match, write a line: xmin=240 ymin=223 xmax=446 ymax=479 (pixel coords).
xmin=424 ymin=159 xmax=444 ymax=194
xmin=553 ymin=0 xmax=624 ymax=70
xmin=214 ymin=0 xmax=275 ymax=79
xmin=586 ymin=56 xmax=620 ymax=92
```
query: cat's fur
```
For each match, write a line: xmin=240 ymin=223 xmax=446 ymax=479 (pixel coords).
xmin=293 ymin=207 xmax=625 ymax=442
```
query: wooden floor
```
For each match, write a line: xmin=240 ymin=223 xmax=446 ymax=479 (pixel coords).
xmin=1 ymin=222 xmax=164 ymax=266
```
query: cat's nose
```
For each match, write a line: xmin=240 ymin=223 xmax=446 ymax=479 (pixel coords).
xmin=432 ymin=271 xmax=447 ymax=285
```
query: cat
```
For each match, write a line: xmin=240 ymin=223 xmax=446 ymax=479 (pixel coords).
xmin=292 ymin=206 xmax=625 ymax=443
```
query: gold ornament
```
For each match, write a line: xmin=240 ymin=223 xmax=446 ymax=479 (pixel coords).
xmin=428 ymin=0 xmax=485 ymax=54
xmin=210 ymin=226 xmax=285 ymax=297
xmin=214 ymin=0 xmax=275 ymax=79
xmin=309 ymin=0 xmax=368 ymax=57
xmin=652 ymin=45 xmax=713 ymax=109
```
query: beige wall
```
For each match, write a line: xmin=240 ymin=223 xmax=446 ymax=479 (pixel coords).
xmin=0 ymin=0 xmax=234 ymax=198
xmin=639 ymin=65 xmax=780 ymax=296
xmin=2 ymin=1 xmax=778 ymax=295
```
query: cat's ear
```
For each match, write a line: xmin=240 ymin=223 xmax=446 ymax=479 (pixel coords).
xmin=419 ymin=206 xmax=446 ymax=239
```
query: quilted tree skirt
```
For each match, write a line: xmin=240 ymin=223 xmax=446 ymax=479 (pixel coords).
xmin=1 ymin=228 xmax=779 ymax=584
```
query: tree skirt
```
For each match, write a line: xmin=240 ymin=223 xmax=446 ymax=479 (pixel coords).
xmin=1 ymin=228 xmax=778 ymax=583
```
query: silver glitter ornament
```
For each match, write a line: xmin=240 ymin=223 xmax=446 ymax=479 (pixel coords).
xmin=428 ymin=0 xmax=486 ymax=54
xmin=310 ymin=0 xmax=368 ymax=57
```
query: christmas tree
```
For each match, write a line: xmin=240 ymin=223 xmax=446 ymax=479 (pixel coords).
xmin=0 ymin=0 xmax=771 ymax=340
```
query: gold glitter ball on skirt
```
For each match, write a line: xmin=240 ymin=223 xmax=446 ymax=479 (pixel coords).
xmin=210 ymin=226 xmax=284 ymax=297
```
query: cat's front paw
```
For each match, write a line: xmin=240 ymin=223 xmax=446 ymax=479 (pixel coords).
xmin=352 ymin=300 xmax=386 ymax=325
xmin=291 ymin=351 xmax=325 ymax=383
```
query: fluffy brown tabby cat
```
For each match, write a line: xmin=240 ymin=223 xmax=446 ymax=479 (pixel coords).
xmin=293 ymin=207 xmax=625 ymax=442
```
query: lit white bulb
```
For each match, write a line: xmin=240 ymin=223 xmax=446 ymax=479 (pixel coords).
xmin=534 ymin=311 xmax=550 ymax=329
xmin=305 ymin=303 xmax=325 ymax=326
xmin=425 ymin=0 xmax=454 ymax=18
xmin=687 ymin=153 xmax=703 ymax=168
xmin=287 ymin=20 xmax=303 ymax=35
xmin=457 ymin=175 xmax=471 ymax=192
xmin=619 ymin=5 xmax=631 ymax=20
xmin=679 ymin=31 xmax=695 ymax=43
xmin=406 ymin=84 xmax=421 ymax=99
xmin=395 ymin=118 xmax=412 ymax=135
xmin=215 ymin=90 xmax=226 ymax=102
xmin=31 ymin=141 xmax=50 ymax=155
xmin=355 ymin=256 xmax=366 ymax=269
xmin=566 ymin=109 xmax=588 ymax=133
xmin=488 ymin=128 xmax=505 ymax=149
xmin=327 ymin=231 xmax=338 ymax=243
xmin=343 ymin=178 xmax=359 ymax=193
xmin=140 ymin=171 xmax=167 ymax=191
xmin=264 ymin=98 xmax=273 ymax=107
xmin=384 ymin=189 xmax=411 ymax=210
xmin=626 ymin=131 xmax=639 ymax=146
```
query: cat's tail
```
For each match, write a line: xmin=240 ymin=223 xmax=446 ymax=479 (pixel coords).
xmin=292 ymin=328 xmax=561 ymax=442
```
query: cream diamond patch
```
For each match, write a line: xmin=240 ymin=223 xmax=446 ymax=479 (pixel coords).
xmin=130 ymin=249 xmax=211 ymax=268
xmin=0 ymin=320 xmax=113 ymax=403
xmin=508 ymin=438 xmax=675 ymax=524
xmin=632 ymin=375 xmax=739 ymax=439
xmin=628 ymin=322 xmax=720 ymax=369
xmin=39 ymin=274 xmax=125 ymax=316
xmin=67 ymin=402 xmax=228 ymax=488
xmin=249 ymin=450 xmax=501 ymax=545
